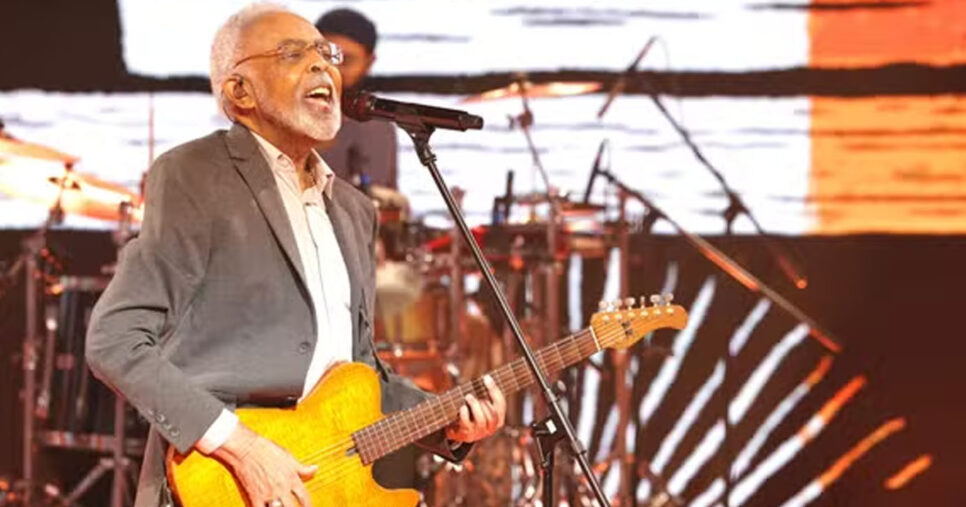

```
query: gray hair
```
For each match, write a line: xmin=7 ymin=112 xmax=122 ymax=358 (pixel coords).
xmin=209 ymin=3 xmax=289 ymax=118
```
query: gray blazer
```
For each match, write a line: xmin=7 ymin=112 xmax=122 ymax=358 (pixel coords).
xmin=86 ymin=124 xmax=462 ymax=506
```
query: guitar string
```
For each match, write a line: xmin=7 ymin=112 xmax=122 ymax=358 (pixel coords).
xmin=293 ymin=314 xmax=669 ymax=489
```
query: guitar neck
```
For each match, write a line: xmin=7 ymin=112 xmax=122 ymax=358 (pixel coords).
xmin=352 ymin=327 xmax=601 ymax=464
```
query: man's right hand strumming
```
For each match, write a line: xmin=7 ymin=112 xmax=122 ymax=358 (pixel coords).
xmin=211 ymin=423 xmax=317 ymax=507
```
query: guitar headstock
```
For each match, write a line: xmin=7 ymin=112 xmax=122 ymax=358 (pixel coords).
xmin=589 ymin=293 xmax=688 ymax=350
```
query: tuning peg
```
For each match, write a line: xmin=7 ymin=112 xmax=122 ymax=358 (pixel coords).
xmin=662 ymin=293 xmax=674 ymax=306
xmin=598 ymin=300 xmax=608 ymax=311
xmin=649 ymin=294 xmax=661 ymax=306
xmin=624 ymin=297 xmax=636 ymax=308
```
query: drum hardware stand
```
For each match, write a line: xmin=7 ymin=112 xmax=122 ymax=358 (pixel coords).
xmin=612 ymin=189 xmax=633 ymax=505
xmin=593 ymin=168 xmax=840 ymax=350
xmin=447 ymin=187 xmax=466 ymax=358
xmin=34 ymin=303 xmax=59 ymax=422
xmin=601 ymin=69 xmax=807 ymax=290
xmin=508 ymin=74 xmax=563 ymax=361
xmin=0 ymin=160 xmax=75 ymax=505
xmin=592 ymin=167 xmax=841 ymax=507
xmin=58 ymin=200 xmax=140 ymax=507
xmin=396 ymin=112 xmax=611 ymax=507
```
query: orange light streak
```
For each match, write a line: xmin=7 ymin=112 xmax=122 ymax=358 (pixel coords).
xmin=806 ymin=355 xmax=834 ymax=387
xmin=819 ymin=418 xmax=906 ymax=488
xmin=885 ymin=454 xmax=933 ymax=490
xmin=797 ymin=376 xmax=866 ymax=442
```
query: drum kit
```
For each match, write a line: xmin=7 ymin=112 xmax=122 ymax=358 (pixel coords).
xmin=1 ymin=124 xmax=143 ymax=506
xmin=1 ymin=77 xmax=646 ymax=506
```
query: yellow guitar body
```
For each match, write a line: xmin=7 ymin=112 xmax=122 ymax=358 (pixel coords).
xmin=166 ymin=362 xmax=420 ymax=507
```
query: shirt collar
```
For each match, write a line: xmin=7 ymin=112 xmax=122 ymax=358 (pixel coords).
xmin=249 ymin=129 xmax=335 ymax=199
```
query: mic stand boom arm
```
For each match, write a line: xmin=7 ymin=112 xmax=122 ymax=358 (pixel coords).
xmin=393 ymin=108 xmax=611 ymax=507
xmin=596 ymin=167 xmax=841 ymax=353
xmin=632 ymin=78 xmax=808 ymax=289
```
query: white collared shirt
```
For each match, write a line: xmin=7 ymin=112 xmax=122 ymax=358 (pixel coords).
xmin=196 ymin=131 xmax=354 ymax=453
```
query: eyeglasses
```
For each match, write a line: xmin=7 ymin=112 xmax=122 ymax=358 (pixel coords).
xmin=233 ymin=40 xmax=344 ymax=68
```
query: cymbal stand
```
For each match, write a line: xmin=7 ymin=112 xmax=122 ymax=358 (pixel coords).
xmin=595 ymin=168 xmax=841 ymax=353
xmin=447 ymin=188 xmax=466 ymax=357
xmin=508 ymin=75 xmax=563 ymax=405
xmin=612 ymin=189 xmax=632 ymax=505
xmin=0 ymin=162 xmax=73 ymax=505
xmin=64 ymin=200 xmax=140 ymax=507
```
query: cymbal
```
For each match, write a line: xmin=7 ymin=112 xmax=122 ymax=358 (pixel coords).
xmin=462 ymin=81 xmax=603 ymax=103
xmin=0 ymin=136 xmax=78 ymax=164
xmin=0 ymin=161 xmax=142 ymax=222
xmin=512 ymin=191 xmax=606 ymax=212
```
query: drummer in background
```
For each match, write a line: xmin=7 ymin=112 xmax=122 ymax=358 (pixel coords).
xmin=315 ymin=8 xmax=398 ymax=190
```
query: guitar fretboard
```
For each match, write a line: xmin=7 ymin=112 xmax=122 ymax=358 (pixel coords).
xmin=352 ymin=327 xmax=600 ymax=464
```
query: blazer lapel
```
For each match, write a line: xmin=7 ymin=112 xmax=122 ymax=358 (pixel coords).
xmin=224 ymin=123 xmax=309 ymax=293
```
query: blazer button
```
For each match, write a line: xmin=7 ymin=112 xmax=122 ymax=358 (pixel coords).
xmin=298 ymin=341 xmax=311 ymax=354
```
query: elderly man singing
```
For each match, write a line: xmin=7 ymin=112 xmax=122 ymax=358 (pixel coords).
xmin=85 ymin=5 xmax=505 ymax=507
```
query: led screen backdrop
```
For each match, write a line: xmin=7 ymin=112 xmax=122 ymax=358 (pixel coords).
xmin=1 ymin=2 xmax=965 ymax=505
xmin=0 ymin=0 xmax=963 ymax=233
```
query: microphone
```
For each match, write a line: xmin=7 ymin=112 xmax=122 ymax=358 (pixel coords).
xmin=342 ymin=91 xmax=484 ymax=131
xmin=582 ymin=139 xmax=608 ymax=204
xmin=597 ymin=36 xmax=657 ymax=120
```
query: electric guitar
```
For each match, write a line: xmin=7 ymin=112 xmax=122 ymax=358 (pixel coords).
xmin=166 ymin=296 xmax=688 ymax=506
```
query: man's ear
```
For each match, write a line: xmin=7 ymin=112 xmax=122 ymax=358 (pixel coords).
xmin=223 ymin=75 xmax=255 ymax=112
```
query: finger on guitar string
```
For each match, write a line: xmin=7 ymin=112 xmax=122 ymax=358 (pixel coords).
xmin=453 ymin=393 xmax=491 ymax=442
xmin=484 ymin=374 xmax=507 ymax=431
xmin=445 ymin=403 xmax=472 ymax=441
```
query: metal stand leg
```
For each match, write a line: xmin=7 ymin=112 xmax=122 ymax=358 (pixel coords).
xmin=64 ymin=396 xmax=137 ymax=506
xmin=532 ymin=414 xmax=567 ymax=507
xmin=111 ymin=395 xmax=129 ymax=507
xmin=20 ymin=242 xmax=41 ymax=506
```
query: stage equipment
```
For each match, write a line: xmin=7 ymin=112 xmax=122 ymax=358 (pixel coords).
xmin=462 ymin=81 xmax=603 ymax=103
xmin=343 ymin=91 xmax=483 ymax=131
xmin=0 ymin=134 xmax=79 ymax=165
xmin=597 ymin=41 xmax=807 ymax=289
xmin=0 ymin=127 xmax=144 ymax=506
xmin=0 ymin=166 xmax=142 ymax=223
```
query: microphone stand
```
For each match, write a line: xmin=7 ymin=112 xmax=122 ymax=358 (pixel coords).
xmin=595 ymin=167 xmax=841 ymax=354
xmin=607 ymin=75 xmax=808 ymax=290
xmin=394 ymin=113 xmax=611 ymax=507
